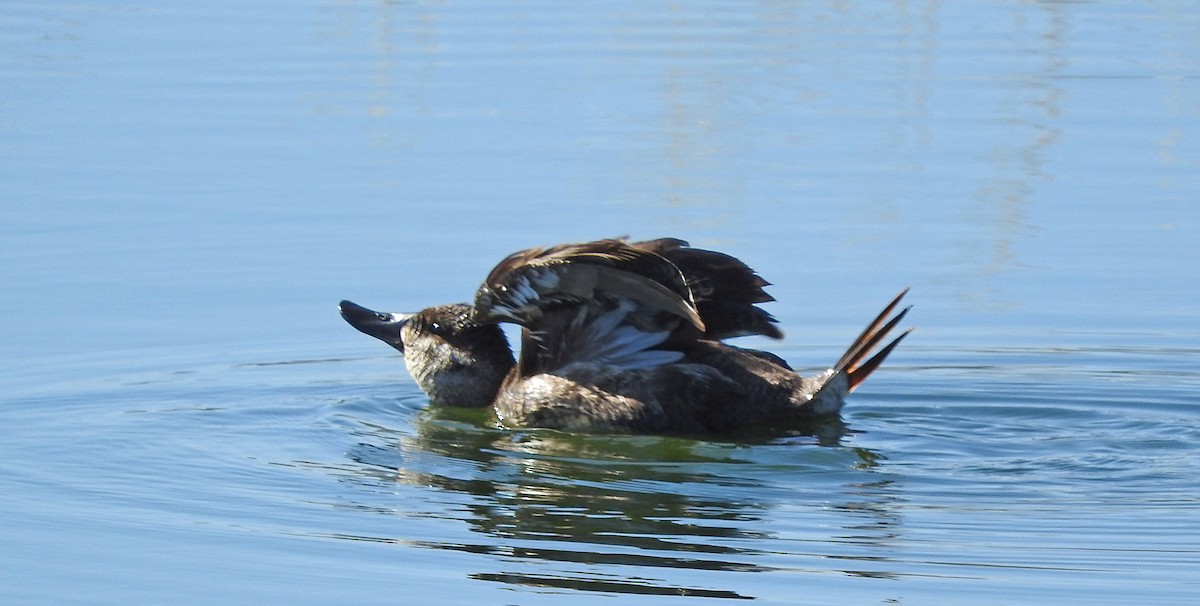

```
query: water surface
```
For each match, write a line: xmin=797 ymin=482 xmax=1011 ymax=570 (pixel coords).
xmin=2 ymin=1 xmax=1198 ymax=604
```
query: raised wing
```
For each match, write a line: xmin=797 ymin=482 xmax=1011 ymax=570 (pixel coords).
xmin=472 ymin=239 xmax=704 ymax=332
xmin=472 ymin=237 xmax=792 ymax=378
xmin=632 ymin=238 xmax=783 ymax=340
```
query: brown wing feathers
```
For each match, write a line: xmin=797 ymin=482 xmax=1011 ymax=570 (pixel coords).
xmin=480 ymin=238 xmax=789 ymax=342
xmin=477 ymin=239 xmax=905 ymax=371
xmin=475 ymin=239 xmax=704 ymax=331
xmin=632 ymin=239 xmax=783 ymax=340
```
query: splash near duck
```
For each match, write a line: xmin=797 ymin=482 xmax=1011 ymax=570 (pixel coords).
xmin=340 ymin=238 xmax=911 ymax=434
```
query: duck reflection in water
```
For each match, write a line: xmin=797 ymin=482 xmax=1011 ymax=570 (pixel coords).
xmin=340 ymin=237 xmax=911 ymax=435
xmin=338 ymin=407 xmax=905 ymax=598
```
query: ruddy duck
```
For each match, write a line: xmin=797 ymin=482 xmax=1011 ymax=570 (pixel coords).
xmin=340 ymin=237 xmax=910 ymax=434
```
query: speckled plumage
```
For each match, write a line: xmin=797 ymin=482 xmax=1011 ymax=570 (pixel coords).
xmin=340 ymin=238 xmax=911 ymax=434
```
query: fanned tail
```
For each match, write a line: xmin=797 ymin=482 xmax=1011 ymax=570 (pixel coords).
xmin=803 ymin=288 xmax=912 ymax=415
xmin=835 ymin=288 xmax=912 ymax=392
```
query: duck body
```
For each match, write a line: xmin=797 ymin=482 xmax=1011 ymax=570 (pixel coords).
xmin=340 ymin=237 xmax=910 ymax=435
xmin=490 ymin=342 xmax=839 ymax=433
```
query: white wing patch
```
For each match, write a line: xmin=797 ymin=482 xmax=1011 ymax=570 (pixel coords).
xmin=491 ymin=268 xmax=563 ymax=321
xmin=530 ymin=268 xmax=560 ymax=290
xmin=549 ymin=300 xmax=683 ymax=370
xmin=513 ymin=275 xmax=538 ymax=303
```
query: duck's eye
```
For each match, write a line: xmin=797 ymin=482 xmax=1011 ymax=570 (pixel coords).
xmin=497 ymin=284 xmax=508 ymax=293
xmin=430 ymin=321 xmax=443 ymax=334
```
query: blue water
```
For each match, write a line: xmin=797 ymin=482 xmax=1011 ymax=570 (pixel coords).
xmin=2 ymin=1 xmax=1198 ymax=604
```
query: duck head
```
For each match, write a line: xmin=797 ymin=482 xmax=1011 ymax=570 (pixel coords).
xmin=338 ymin=300 xmax=514 ymax=407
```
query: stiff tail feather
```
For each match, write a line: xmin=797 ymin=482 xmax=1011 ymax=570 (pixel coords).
xmin=836 ymin=288 xmax=913 ymax=392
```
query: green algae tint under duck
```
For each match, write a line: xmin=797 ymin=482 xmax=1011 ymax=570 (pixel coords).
xmin=340 ymin=237 xmax=911 ymax=434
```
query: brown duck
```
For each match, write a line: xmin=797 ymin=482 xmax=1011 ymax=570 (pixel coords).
xmin=340 ymin=238 xmax=910 ymax=434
